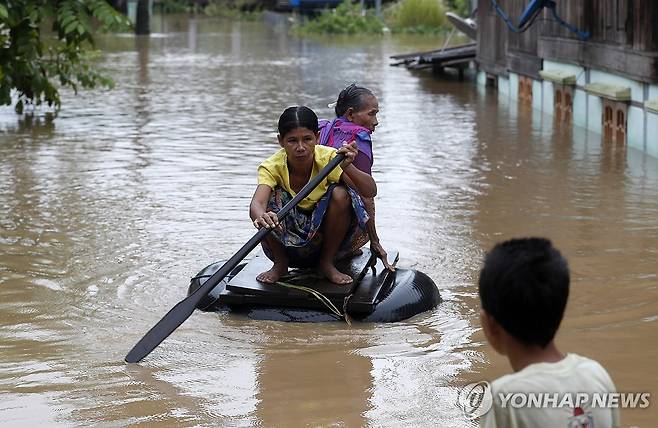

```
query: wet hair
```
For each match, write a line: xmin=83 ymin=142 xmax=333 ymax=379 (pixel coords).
xmin=277 ymin=106 xmax=319 ymax=137
xmin=478 ymin=237 xmax=570 ymax=348
xmin=335 ymin=84 xmax=375 ymax=117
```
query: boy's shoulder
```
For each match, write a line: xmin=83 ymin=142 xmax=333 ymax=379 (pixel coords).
xmin=492 ymin=353 xmax=614 ymax=393
xmin=482 ymin=354 xmax=618 ymax=428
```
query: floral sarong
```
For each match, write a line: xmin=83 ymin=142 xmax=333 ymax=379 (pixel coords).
xmin=262 ymin=184 xmax=369 ymax=267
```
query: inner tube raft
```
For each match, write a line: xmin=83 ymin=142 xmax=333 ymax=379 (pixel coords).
xmin=187 ymin=249 xmax=441 ymax=322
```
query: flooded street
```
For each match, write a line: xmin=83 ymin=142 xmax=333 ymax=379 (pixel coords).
xmin=1 ymin=15 xmax=657 ymax=427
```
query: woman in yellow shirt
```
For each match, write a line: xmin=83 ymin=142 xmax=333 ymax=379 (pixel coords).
xmin=250 ymin=106 xmax=377 ymax=285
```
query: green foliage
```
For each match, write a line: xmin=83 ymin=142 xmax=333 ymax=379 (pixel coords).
xmin=204 ymin=0 xmax=262 ymax=20
xmin=444 ymin=0 xmax=470 ymax=17
xmin=0 ymin=0 xmax=131 ymax=113
xmin=294 ymin=0 xmax=384 ymax=36
xmin=158 ymin=0 xmax=192 ymax=14
xmin=385 ymin=0 xmax=447 ymax=34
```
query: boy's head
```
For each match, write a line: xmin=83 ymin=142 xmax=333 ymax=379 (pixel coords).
xmin=478 ymin=238 xmax=569 ymax=351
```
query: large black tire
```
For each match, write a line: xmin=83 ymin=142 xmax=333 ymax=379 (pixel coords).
xmin=188 ymin=262 xmax=441 ymax=322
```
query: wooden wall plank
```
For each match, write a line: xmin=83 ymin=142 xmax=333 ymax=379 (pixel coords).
xmin=476 ymin=0 xmax=658 ymax=83
xmin=539 ymin=37 xmax=658 ymax=82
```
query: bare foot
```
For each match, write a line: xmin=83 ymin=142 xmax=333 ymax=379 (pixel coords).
xmin=257 ymin=263 xmax=288 ymax=284
xmin=319 ymin=262 xmax=353 ymax=285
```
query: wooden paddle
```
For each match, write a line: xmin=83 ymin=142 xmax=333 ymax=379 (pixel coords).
xmin=125 ymin=153 xmax=346 ymax=363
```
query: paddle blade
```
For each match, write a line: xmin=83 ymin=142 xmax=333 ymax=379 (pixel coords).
xmin=124 ymin=153 xmax=345 ymax=363
xmin=124 ymin=296 xmax=198 ymax=363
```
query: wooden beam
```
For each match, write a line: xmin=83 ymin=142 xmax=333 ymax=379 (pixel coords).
xmin=390 ymin=43 xmax=476 ymax=60
xmin=475 ymin=58 xmax=509 ymax=78
xmin=538 ymin=36 xmax=658 ymax=83
xmin=506 ymin=51 xmax=543 ymax=79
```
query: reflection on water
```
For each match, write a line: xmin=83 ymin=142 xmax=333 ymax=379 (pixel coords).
xmin=1 ymin=14 xmax=657 ymax=427
xmin=255 ymin=325 xmax=372 ymax=427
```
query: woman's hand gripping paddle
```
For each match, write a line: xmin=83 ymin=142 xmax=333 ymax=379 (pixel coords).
xmin=125 ymin=153 xmax=346 ymax=363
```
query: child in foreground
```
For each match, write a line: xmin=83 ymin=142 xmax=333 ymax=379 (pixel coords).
xmin=478 ymin=238 xmax=619 ymax=428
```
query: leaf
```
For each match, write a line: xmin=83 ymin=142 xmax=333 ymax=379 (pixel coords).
xmin=60 ymin=14 xmax=78 ymax=29
xmin=2 ymin=0 xmax=121 ymax=116
xmin=64 ymin=20 xmax=79 ymax=35
xmin=57 ymin=8 xmax=75 ymax=23
xmin=28 ymin=7 xmax=40 ymax=24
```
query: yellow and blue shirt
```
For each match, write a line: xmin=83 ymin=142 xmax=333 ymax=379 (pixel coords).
xmin=257 ymin=145 xmax=343 ymax=211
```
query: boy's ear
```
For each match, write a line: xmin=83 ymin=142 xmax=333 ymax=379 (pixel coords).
xmin=480 ymin=308 xmax=492 ymax=335
xmin=277 ymin=134 xmax=283 ymax=147
xmin=480 ymin=309 xmax=502 ymax=350
xmin=345 ymin=107 xmax=355 ymax=121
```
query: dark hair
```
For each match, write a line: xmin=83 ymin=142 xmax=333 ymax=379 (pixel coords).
xmin=278 ymin=106 xmax=319 ymax=137
xmin=335 ymin=84 xmax=374 ymax=117
xmin=478 ymin=237 xmax=570 ymax=348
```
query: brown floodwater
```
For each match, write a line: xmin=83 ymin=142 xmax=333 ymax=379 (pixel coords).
xmin=1 ymin=14 xmax=656 ymax=427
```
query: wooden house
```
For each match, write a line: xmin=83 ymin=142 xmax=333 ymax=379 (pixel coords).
xmin=475 ymin=0 xmax=658 ymax=157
